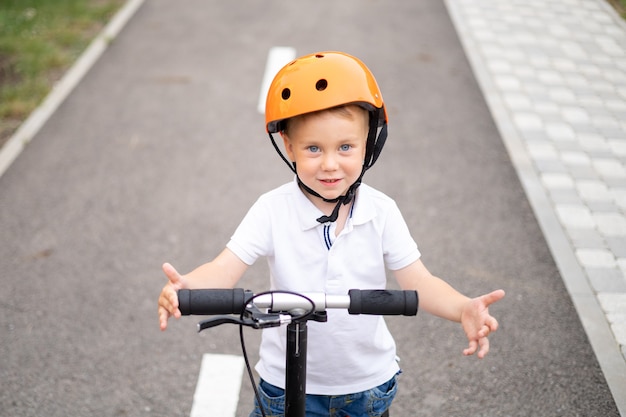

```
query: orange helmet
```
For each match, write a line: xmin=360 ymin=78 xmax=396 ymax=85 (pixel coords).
xmin=265 ymin=51 xmax=387 ymax=133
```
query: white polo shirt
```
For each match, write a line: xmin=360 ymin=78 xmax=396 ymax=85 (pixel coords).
xmin=227 ymin=179 xmax=420 ymax=395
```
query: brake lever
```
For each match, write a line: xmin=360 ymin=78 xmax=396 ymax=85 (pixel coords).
xmin=198 ymin=316 xmax=250 ymax=332
xmin=197 ymin=313 xmax=293 ymax=332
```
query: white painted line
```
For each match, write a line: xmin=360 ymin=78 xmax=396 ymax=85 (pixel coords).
xmin=257 ymin=46 xmax=297 ymax=114
xmin=190 ymin=353 xmax=246 ymax=417
xmin=0 ymin=0 xmax=145 ymax=179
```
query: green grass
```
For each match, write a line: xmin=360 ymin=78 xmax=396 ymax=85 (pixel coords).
xmin=612 ymin=0 xmax=626 ymax=18
xmin=0 ymin=0 xmax=125 ymax=142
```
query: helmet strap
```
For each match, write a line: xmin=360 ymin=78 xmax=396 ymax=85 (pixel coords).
xmin=268 ymin=131 xmax=297 ymax=175
xmin=363 ymin=108 xmax=387 ymax=169
xmin=314 ymin=170 xmax=364 ymax=223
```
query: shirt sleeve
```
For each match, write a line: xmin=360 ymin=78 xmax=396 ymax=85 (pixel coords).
xmin=382 ymin=201 xmax=421 ymax=271
xmin=226 ymin=197 xmax=273 ymax=266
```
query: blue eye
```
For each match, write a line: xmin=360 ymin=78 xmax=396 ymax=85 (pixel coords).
xmin=308 ymin=146 xmax=320 ymax=153
xmin=340 ymin=144 xmax=351 ymax=151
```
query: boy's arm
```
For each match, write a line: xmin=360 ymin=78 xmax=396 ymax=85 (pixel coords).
xmin=393 ymin=259 xmax=505 ymax=358
xmin=158 ymin=248 xmax=249 ymax=331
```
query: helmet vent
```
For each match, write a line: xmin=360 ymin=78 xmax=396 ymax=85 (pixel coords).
xmin=315 ymin=79 xmax=328 ymax=91
xmin=281 ymin=88 xmax=291 ymax=100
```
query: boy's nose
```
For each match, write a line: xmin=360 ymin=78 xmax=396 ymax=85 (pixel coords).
xmin=321 ymin=153 xmax=339 ymax=170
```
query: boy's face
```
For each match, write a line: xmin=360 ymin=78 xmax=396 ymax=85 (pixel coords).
xmin=282 ymin=106 xmax=368 ymax=207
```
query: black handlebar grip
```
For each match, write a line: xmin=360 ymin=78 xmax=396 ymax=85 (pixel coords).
xmin=348 ymin=289 xmax=418 ymax=316
xmin=178 ymin=288 xmax=247 ymax=316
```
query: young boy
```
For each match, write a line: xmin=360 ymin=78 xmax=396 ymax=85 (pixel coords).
xmin=158 ymin=51 xmax=505 ymax=417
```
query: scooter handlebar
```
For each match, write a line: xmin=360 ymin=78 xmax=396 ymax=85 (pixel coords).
xmin=178 ymin=288 xmax=249 ymax=316
xmin=178 ymin=289 xmax=418 ymax=316
xmin=348 ymin=289 xmax=418 ymax=316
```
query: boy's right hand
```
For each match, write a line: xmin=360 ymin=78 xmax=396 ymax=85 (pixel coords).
xmin=158 ymin=262 xmax=187 ymax=331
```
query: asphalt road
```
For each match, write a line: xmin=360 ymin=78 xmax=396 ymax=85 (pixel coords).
xmin=0 ymin=1 xmax=620 ymax=416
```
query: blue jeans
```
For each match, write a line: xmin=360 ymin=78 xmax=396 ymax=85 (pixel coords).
xmin=249 ymin=373 xmax=399 ymax=417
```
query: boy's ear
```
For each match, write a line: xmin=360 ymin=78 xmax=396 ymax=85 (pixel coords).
xmin=281 ymin=132 xmax=296 ymax=161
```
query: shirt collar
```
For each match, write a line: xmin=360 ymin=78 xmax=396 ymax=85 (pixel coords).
xmin=289 ymin=177 xmax=377 ymax=231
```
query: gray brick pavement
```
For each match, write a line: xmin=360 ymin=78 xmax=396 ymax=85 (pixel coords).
xmin=445 ymin=0 xmax=626 ymax=413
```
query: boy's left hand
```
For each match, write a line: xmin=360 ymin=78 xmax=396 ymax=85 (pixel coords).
xmin=460 ymin=289 xmax=505 ymax=359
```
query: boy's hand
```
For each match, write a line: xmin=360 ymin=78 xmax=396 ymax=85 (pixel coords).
xmin=158 ymin=262 xmax=186 ymax=331
xmin=460 ymin=289 xmax=505 ymax=358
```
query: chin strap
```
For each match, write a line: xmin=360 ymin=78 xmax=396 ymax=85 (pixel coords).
xmin=309 ymin=172 xmax=363 ymax=223
xmin=268 ymin=109 xmax=388 ymax=224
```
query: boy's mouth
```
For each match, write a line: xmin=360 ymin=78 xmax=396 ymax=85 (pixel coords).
xmin=320 ymin=178 xmax=341 ymax=185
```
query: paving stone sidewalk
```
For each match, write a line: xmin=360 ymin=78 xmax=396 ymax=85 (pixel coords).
xmin=445 ymin=0 xmax=626 ymax=412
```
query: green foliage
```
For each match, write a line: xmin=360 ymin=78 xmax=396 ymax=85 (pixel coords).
xmin=0 ymin=0 xmax=124 ymax=138
xmin=618 ymin=0 xmax=626 ymax=18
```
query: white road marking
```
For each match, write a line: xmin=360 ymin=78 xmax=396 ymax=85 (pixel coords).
xmin=190 ymin=46 xmax=296 ymax=417
xmin=190 ymin=353 xmax=246 ymax=417
xmin=257 ymin=46 xmax=297 ymax=114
